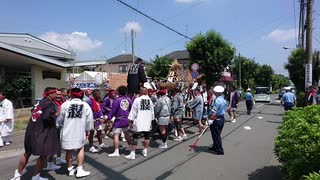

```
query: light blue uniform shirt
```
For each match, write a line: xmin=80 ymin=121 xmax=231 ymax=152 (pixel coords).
xmin=208 ymin=95 xmax=227 ymax=117
xmin=245 ymin=92 xmax=253 ymax=100
xmin=282 ymin=92 xmax=296 ymax=104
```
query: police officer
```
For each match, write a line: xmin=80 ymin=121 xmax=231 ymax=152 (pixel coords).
xmin=207 ymin=85 xmax=227 ymax=155
xmin=245 ymin=88 xmax=254 ymax=115
xmin=281 ymin=87 xmax=296 ymax=111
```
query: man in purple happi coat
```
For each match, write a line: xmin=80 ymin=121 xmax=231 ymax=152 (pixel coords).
xmin=104 ymin=86 xmax=132 ymax=158
xmin=102 ymin=89 xmax=117 ymax=138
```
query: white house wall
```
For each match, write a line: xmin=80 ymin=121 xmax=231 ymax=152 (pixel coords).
xmin=31 ymin=65 xmax=67 ymax=104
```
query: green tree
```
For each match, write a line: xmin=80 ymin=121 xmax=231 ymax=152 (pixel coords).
xmin=186 ymin=31 xmax=235 ymax=86
xmin=271 ymin=74 xmax=291 ymax=90
xmin=146 ymin=55 xmax=172 ymax=79
xmin=232 ymin=56 xmax=259 ymax=89
xmin=232 ymin=56 xmax=275 ymax=89
xmin=255 ymin=64 xmax=274 ymax=87
xmin=284 ymin=48 xmax=306 ymax=92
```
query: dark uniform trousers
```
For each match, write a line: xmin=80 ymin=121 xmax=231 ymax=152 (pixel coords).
xmin=209 ymin=117 xmax=225 ymax=153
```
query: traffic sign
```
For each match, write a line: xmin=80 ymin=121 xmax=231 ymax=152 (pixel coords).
xmin=191 ymin=71 xmax=199 ymax=79
xmin=191 ymin=63 xmax=199 ymax=71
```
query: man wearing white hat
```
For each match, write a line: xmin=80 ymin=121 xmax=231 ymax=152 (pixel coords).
xmin=207 ymin=85 xmax=227 ymax=155
xmin=245 ymin=88 xmax=254 ymax=115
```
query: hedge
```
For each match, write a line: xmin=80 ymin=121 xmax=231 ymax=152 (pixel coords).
xmin=304 ymin=172 xmax=320 ymax=180
xmin=274 ymin=105 xmax=320 ymax=179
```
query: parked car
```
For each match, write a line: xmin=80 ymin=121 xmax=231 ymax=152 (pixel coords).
xmin=254 ymin=87 xmax=271 ymax=102
xmin=279 ymin=86 xmax=296 ymax=100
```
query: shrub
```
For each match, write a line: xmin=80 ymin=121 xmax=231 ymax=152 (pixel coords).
xmin=274 ymin=105 xmax=320 ymax=180
xmin=304 ymin=172 xmax=320 ymax=180
xmin=296 ymin=91 xmax=306 ymax=107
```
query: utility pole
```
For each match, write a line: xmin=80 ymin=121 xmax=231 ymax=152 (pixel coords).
xmin=305 ymin=0 xmax=313 ymax=89
xmin=298 ymin=0 xmax=306 ymax=48
xmin=239 ymin=53 xmax=241 ymax=90
xmin=131 ymin=29 xmax=135 ymax=64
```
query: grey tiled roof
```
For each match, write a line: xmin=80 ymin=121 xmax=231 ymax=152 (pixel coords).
xmin=107 ymin=54 xmax=149 ymax=64
xmin=165 ymin=50 xmax=190 ymax=60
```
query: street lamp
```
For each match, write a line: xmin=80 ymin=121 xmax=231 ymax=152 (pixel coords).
xmin=282 ymin=46 xmax=295 ymax=50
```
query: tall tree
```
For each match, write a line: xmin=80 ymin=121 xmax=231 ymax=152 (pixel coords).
xmin=232 ymin=56 xmax=274 ymax=89
xmin=232 ymin=56 xmax=259 ymax=89
xmin=271 ymin=74 xmax=291 ymax=90
xmin=284 ymin=48 xmax=306 ymax=91
xmin=186 ymin=31 xmax=235 ymax=86
xmin=146 ymin=55 xmax=172 ymax=80
xmin=284 ymin=49 xmax=320 ymax=92
xmin=256 ymin=64 xmax=274 ymax=87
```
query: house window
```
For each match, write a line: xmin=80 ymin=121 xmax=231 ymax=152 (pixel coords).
xmin=119 ymin=65 xmax=128 ymax=73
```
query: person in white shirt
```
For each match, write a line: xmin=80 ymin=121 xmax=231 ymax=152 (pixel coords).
xmin=56 ymin=88 xmax=94 ymax=178
xmin=125 ymin=88 xmax=154 ymax=160
xmin=0 ymin=91 xmax=14 ymax=147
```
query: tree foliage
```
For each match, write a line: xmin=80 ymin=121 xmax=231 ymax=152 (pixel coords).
xmin=284 ymin=48 xmax=306 ymax=92
xmin=256 ymin=64 xmax=274 ymax=87
xmin=271 ymin=74 xmax=291 ymax=90
xmin=186 ymin=31 xmax=235 ymax=87
xmin=146 ymin=55 xmax=172 ymax=80
xmin=232 ymin=56 xmax=274 ymax=89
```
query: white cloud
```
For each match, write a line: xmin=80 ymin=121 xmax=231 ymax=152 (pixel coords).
xmin=120 ymin=21 xmax=142 ymax=33
xmin=176 ymin=0 xmax=202 ymax=3
xmin=264 ymin=28 xmax=296 ymax=43
xmin=39 ymin=31 xmax=103 ymax=52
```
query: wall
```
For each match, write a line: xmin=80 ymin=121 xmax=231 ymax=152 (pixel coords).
xmin=31 ymin=65 xmax=67 ymax=103
xmin=108 ymin=73 xmax=128 ymax=89
xmin=95 ymin=62 xmax=133 ymax=74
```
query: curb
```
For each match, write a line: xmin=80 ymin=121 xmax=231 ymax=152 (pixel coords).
xmin=0 ymin=148 xmax=24 ymax=159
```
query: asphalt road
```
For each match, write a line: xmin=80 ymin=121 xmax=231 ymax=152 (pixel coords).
xmin=0 ymin=95 xmax=284 ymax=180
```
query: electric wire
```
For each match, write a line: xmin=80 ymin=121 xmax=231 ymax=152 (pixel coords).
xmin=113 ymin=0 xmax=193 ymax=40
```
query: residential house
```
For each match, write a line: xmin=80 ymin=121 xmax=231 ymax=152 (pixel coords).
xmin=0 ymin=33 xmax=75 ymax=106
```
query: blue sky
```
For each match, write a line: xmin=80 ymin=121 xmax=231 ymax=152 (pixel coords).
xmin=1 ymin=0 xmax=320 ymax=75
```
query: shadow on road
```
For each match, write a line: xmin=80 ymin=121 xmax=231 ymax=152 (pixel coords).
xmin=248 ymin=165 xmax=283 ymax=180
xmin=155 ymin=152 xmax=199 ymax=180
xmin=85 ymin=155 xmax=130 ymax=180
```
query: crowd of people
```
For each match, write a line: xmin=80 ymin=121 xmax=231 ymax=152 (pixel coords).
xmin=5 ymin=58 xmax=253 ymax=180
xmin=7 ymin=81 xmax=246 ymax=180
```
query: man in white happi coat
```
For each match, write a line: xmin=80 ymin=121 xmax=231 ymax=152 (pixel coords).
xmin=0 ymin=91 xmax=14 ymax=147
xmin=56 ymin=88 xmax=94 ymax=178
xmin=125 ymin=87 xmax=154 ymax=160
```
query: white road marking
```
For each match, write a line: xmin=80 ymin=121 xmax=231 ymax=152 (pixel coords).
xmin=275 ymin=100 xmax=281 ymax=103
xmin=256 ymin=104 xmax=264 ymax=108
xmin=244 ymin=126 xmax=252 ymax=130
xmin=257 ymin=116 xmax=263 ymax=119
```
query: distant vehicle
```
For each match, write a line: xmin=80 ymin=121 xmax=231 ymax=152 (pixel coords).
xmin=278 ymin=88 xmax=286 ymax=99
xmin=254 ymin=87 xmax=271 ymax=102
xmin=279 ymin=86 xmax=296 ymax=99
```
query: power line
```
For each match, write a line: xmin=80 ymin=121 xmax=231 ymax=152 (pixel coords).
xmin=143 ymin=38 xmax=185 ymax=57
xmin=113 ymin=0 xmax=192 ymax=40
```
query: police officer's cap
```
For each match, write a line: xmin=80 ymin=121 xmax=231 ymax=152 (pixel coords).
xmin=284 ymin=86 xmax=291 ymax=91
xmin=213 ymin=85 xmax=225 ymax=93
